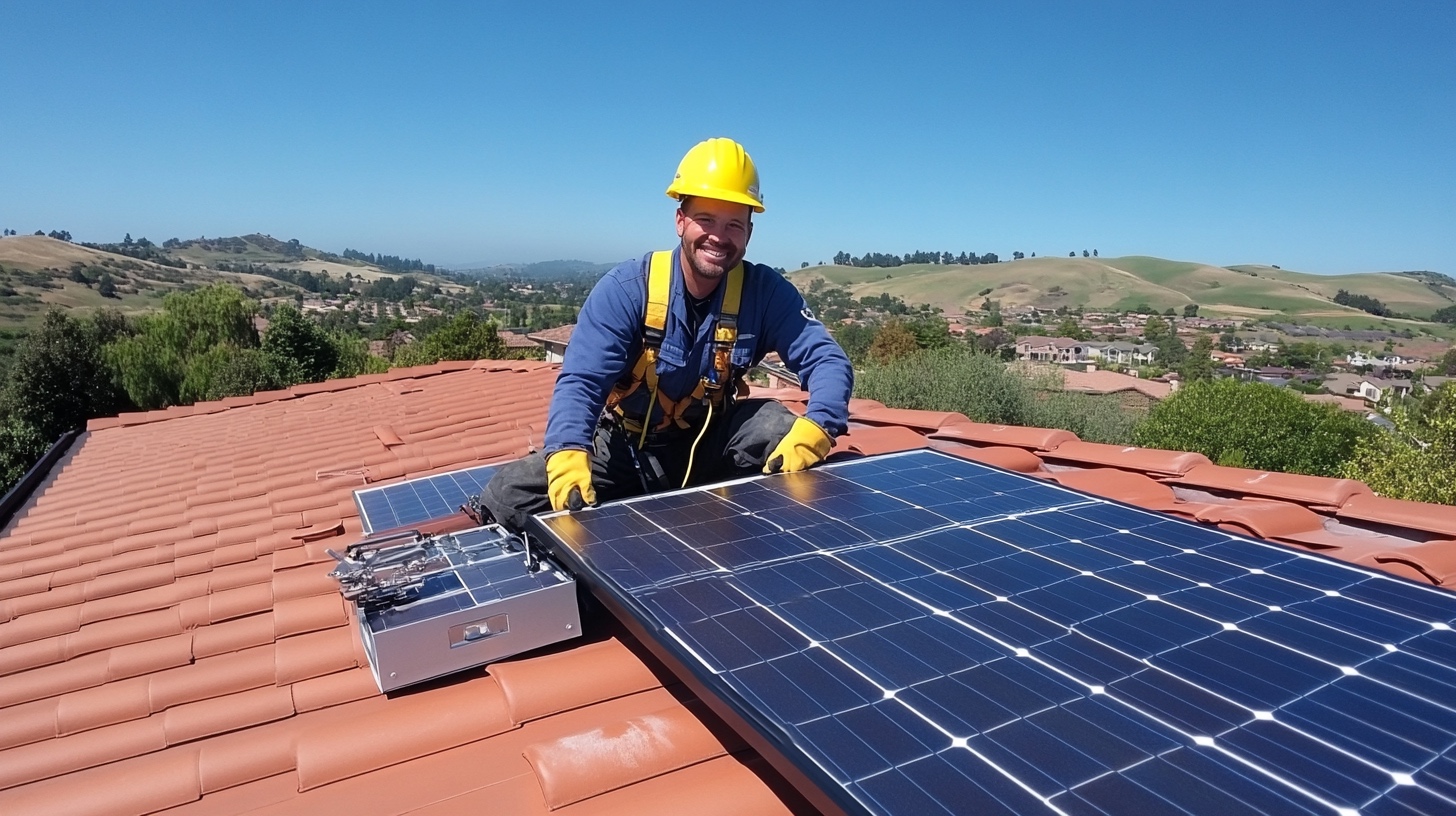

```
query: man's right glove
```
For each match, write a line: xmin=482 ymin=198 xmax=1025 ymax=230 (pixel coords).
xmin=546 ymin=449 xmax=597 ymax=511
xmin=763 ymin=417 xmax=833 ymax=474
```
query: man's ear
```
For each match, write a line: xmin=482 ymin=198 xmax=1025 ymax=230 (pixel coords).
xmin=674 ymin=207 xmax=688 ymax=239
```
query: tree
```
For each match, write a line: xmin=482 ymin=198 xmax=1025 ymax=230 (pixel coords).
xmin=1183 ymin=304 xmax=1199 ymax=318
xmin=181 ymin=346 xmax=280 ymax=403
xmin=831 ymin=323 xmax=876 ymax=367
xmin=106 ymin=284 xmax=259 ymax=409
xmin=1 ymin=310 xmax=126 ymax=441
xmin=1055 ymin=317 xmax=1088 ymax=341
xmin=1134 ymin=378 xmax=1375 ymax=477
xmin=868 ymin=320 xmax=919 ymax=365
xmin=1069 ymin=252 xmax=1076 ymax=257
xmin=262 ymin=305 xmax=338 ymax=386
xmin=395 ymin=311 xmax=505 ymax=365
xmin=1155 ymin=335 xmax=1189 ymax=369
xmin=1082 ymin=250 xmax=1089 ymax=258
xmin=981 ymin=300 xmax=1003 ymax=328
xmin=0 ymin=311 xmax=129 ymax=492
xmin=905 ymin=315 xmax=952 ymax=350
xmin=97 ymin=273 xmax=117 ymax=298
xmin=330 ymin=333 xmax=391 ymax=378
xmin=1093 ymin=249 xmax=1098 ymax=257
xmin=1179 ymin=334 xmax=1216 ymax=382
xmin=1143 ymin=315 xmax=1170 ymax=343
xmin=1440 ymin=347 xmax=1456 ymax=376
xmin=1344 ymin=384 xmax=1456 ymax=505
xmin=973 ymin=327 xmax=1013 ymax=356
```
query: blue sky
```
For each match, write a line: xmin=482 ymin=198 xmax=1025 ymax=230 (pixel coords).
xmin=2 ymin=1 xmax=1452 ymax=274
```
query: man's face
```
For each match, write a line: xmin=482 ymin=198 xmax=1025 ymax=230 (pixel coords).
xmin=675 ymin=196 xmax=753 ymax=282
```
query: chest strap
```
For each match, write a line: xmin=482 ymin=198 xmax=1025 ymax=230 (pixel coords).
xmin=605 ymin=251 xmax=746 ymax=435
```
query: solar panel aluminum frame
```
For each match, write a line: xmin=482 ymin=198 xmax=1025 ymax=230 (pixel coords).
xmin=528 ymin=449 xmax=1456 ymax=816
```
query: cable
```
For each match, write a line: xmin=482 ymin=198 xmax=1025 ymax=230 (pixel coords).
xmin=638 ymin=382 xmax=658 ymax=450
xmin=682 ymin=398 xmax=714 ymax=488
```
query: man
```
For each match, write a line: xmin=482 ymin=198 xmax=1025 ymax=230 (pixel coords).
xmin=480 ymin=137 xmax=853 ymax=531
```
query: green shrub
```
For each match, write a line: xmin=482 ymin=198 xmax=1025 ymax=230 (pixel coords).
xmin=1343 ymin=384 xmax=1456 ymax=505
xmin=1134 ymin=378 xmax=1375 ymax=477
xmin=854 ymin=346 xmax=1138 ymax=444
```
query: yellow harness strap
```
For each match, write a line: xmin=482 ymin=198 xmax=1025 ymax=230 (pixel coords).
xmin=605 ymin=250 xmax=745 ymax=438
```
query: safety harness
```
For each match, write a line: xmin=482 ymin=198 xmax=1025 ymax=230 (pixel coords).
xmin=605 ymin=250 xmax=748 ymax=444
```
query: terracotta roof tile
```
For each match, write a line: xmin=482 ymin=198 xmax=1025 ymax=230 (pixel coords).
xmin=1041 ymin=440 xmax=1211 ymax=476
xmin=294 ymin=673 xmax=513 ymax=791
xmin=932 ymin=443 xmax=1046 ymax=473
xmin=1338 ymin=493 xmax=1456 ymax=538
xmin=930 ymin=420 xmax=1077 ymax=451
xmin=5 ymin=361 xmax=1456 ymax=814
xmin=491 ymin=638 xmax=661 ymax=726
xmin=1169 ymin=463 xmax=1371 ymax=508
xmin=524 ymin=704 xmax=730 ymax=810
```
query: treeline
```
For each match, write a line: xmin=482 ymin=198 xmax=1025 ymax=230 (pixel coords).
xmin=79 ymin=234 xmax=189 ymax=268
xmin=831 ymin=250 xmax=1001 ymax=267
xmin=1431 ymin=305 xmax=1456 ymax=324
xmin=0 ymin=284 xmax=536 ymax=495
xmin=342 ymin=248 xmax=437 ymax=275
xmin=1333 ymin=289 xmax=1407 ymax=318
xmin=213 ymin=261 xmax=354 ymax=296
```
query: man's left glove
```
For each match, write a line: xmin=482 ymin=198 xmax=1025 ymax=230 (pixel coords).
xmin=546 ymin=449 xmax=597 ymax=511
xmin=763 ymin=417 xmax=833 ymax=474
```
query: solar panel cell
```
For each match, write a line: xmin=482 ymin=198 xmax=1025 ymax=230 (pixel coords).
xmin=353 ymin=464 xmax=500 ymax=533
xmin=531 ymin=450 xmax=1456 ymax=815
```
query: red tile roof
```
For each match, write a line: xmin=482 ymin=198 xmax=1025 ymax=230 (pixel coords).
xmin=527 ymin=323 xmax=576 ymax=346
xmin=1060 ymin=368 xmax=1173 ymax=399
xmin=3 ymin=363 xmax=1455 ymax=814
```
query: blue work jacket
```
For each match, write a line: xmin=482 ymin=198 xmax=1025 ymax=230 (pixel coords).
xmin=543 ymin=248 xmax=853 ymax=455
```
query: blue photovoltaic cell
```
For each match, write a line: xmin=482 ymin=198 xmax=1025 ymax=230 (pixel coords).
xmin=533 ymin=449 xmax=1456 ymax=816
xmin=354 ymin=464 xmax=500 ymax=533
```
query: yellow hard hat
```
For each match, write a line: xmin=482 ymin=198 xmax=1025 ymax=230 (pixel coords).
xmin=666 ymin=137 xmax=764 ymax=213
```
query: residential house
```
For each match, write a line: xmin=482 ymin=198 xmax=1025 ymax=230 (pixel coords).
xmin=1358 ymin=377 xmax=1414 ymax=403
xmin=1087 ymin=341 xmax=1157 ymax=366
xmin=528 ymin=323 xmax=576 ymax=363
xmin=1015 ymin=336 xmax=1090 ymax=363
xmin=497 ymin=330 xmax=543 ymax=355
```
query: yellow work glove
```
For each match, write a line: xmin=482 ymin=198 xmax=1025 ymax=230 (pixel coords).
xmin=763 ymin=417 xmax=833 ymax=474
xmin=546 ymin=449 xmax=597 ymax=511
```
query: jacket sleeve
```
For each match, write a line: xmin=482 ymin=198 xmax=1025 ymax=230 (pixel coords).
xmin=758 ymin=269 xmax=854 ymax=437
xmin=542 ymin=263 xmax=644 ymax=455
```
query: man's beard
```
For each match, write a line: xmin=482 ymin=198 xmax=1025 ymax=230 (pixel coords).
xmin=682 ymin=235 xmax=742 ymax=280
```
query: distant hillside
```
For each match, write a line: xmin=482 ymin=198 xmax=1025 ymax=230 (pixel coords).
xmin=0 ymin=233 xmax=459 ymax=332
xmin=456 ymin=260 xmax=614 ymax=279
xmin=789 ymin=255 xmax=1456 ymax=328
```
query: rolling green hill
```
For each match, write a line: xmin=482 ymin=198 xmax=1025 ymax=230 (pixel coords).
xmin=789 ymin=256 xmax=1456 ymax=329
xmin=0 ymin=234 xmax=459 ymax=332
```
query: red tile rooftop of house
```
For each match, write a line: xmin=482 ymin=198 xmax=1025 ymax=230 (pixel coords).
xmin=1 ymin=361 xmax=1454 ymax=814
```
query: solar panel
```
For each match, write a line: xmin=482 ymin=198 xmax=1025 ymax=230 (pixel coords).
xmin=530 ymin=449 xmax=1456 ymax=816
xmin=354 ymin=464 xmax=500 ymax=534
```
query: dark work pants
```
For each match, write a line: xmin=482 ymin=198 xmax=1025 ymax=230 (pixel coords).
xmin=480 ymin=398 xmax=798 ymax=532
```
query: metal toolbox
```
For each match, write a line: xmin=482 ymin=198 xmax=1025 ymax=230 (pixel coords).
xmin=329 ymin=524 xmax=581 ymax=692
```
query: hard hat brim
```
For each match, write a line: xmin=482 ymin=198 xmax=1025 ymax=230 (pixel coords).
xmin=666 ymin=186 xmax=765 ymax=214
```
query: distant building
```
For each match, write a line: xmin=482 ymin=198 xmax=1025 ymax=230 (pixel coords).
xmin=1086 ymin=341 xmax=1157 ymax=366
xmin=497 ymin=330 xmax=542 ymax=353
xmin=1015 ymin=337 xmax=1090 ymax=363
xmin=528 ymin=323 xmax=576 ymax=363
